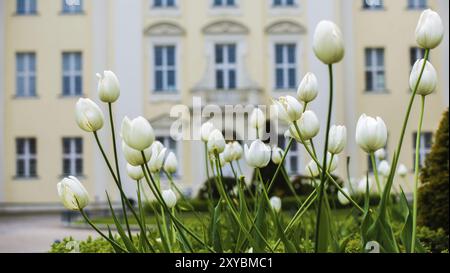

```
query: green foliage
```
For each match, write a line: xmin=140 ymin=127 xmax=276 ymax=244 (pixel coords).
xmin=416 ymin=226 xmax=449 ymax=253
xmin=418 ymin=109 xmax=449 ymax=234
xmin=49 ymin=236 xmax=113 ymax=253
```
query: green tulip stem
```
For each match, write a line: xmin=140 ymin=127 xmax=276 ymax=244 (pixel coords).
xmin=412 ymin=95 xmax=426 ymax=253
xmin=107 ymin=102 xmax=133 ymax=242
xmin=267 ymin=138 xmax=294 ymax=191
xmin=370 ymin=152 xmax=382 ymax=195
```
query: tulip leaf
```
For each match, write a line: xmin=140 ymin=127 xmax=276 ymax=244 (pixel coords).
xmin=106 ymin=193 xmax=138 ymax=253
xmin=107 ymin=225 xmax=124 ymax=253
xmin=210 ymin=201 xmax=223 ymax=252
xmin=398 ymin=188 xmax=426 ymax=253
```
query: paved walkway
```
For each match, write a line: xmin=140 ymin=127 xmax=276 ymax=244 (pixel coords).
xmin=0 ymin=213 xmax=98 ymax=253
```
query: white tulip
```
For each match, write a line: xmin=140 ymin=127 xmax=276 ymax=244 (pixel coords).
xmin=273 ymin=96 xmax=303 ymax=123
xmin=222 ymin=143 xmax=235 ymax=163
xmin=244 ymin=139 xmax=271 ymax=168
xmin=231 ymin=141 xmax=243 ymax=161
xmin=328 ymin=125 xmax=346 ymax=154
xmin=207 ymin=129 xmax=226 ymax=154
xmin=410 ymin=59 xmax=437 ymax=96
xmin=297 ymin=72 xmax=318 ymax=103
xmin=374 ymin=148 xmax=386 ymax=160
xmin=271 ymin=147 xmax=284 ymax=165
xmin=148 ymin=141 xmax=167 ymax=173
xmin=415 ymin=9 xmax=444 ymax=49
xmin=57 ymin=176 xmax=89 ymax=211
xmin=377 ymin=160 xmax=391 ymax=177
xmin=270 ymin=196 xmax=282 ymax=213
xmin=162 ymin=189 xmax=177 ymax=208
xmin=355 ymin=114 xmax=388 ymax=153
xmin=306 ymin=160 xmax=320 ymax=177
xmin=337 ymin=187 xmax=351 ymax=205
xmin=126 ymin=164 xmax=144 ymax=181
xmin=121 ymin=116 xmax=155 ymax=151
xmin=397 ymin=164 xmax=409 ymax=178
xmin=164 ymin=152 xmax=178 ymax=174
xmin=122 ymin=141 xmax=151 ymax=167
xmin=249 ymin=108 xmax=266 ymax=130
xmin=297 ymin=110 xmax=320 ymax=141
xmin=201 ymin=122 xmax=215 ymax=142
xmin=96 ymin=71 xmax=120 ymax=103
xmin=313 ymin=20 xmax=345 ymax=64
xmin=75 ymin=98 xmax=104 ymax=132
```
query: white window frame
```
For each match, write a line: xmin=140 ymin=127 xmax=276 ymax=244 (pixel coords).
xmin=214 ymin=43 xmax=238 ymax=90
xmin=268 ymin=0 xmax=301 ymax=15
xmin=16 ymin=52 xmax=36 ymax=97
xmin=148 ymin=0 xmax=180 ymax=17
xmin=413 ymin=132 xmax=433 ymax=168
xmin=148 ymin=37 xmax=181 ymax=102
xmin=16 ymin=0 xmax=37 ymax=15
xmin=63 ymin=137 xmax=83 ymax=176
xmin=365 ymin=48 xmax=385 ymax=92
xmin=269 ymin=35 xmax=302 ymax=96
xmin=16 ymin=138 xmax=37 ymax=178
xmin=209 ymin=0 xmax=241 ymax=15
xmin=154 ymin=45 xmax=177 ymax=92
xmin=274 ymin=43 xmax=297 ymax=90
xmin=61 ymin=0 xmax=83 ymax=14
xmin=363 ymin=0 xmax=384 ymax=10
xmin=408 ymin=0 xmax=427 ymax=9
xmin=62 ymin=52 xmax=82 ymax=96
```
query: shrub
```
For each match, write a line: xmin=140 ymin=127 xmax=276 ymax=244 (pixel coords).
xmin=418 ymin=109 xmax=449 ymax=234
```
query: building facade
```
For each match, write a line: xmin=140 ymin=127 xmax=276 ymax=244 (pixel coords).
xmin=0 ymin=0 xmax=448 ymax=205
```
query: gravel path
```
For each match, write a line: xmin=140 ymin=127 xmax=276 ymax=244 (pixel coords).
xmin=0 ymin=213 xmax=98 ymax=253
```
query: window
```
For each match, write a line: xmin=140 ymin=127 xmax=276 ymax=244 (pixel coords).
xmin=275 ymin=44 xmax=297 ymax=90
xmin=278 ymin=135 xmax=299 ymax=174
xmin=16 ymin=53 xmax=36 ymax=97
xmin=154 ymin=46 xmax=177 ymax=92
xmin=410 ymin=47 xmax=426 ymax=68
xmin=62 ymin=52 xmax=82 ymax=96
xmin=213 ymin=0 xmax=236 ymax=7
xmin=153 ymin=0 xmax=176 ymax=8
xmin=273 ymin=0 xmax=296 ymax=7
xmin=156 ymin=136 xmax=180 ymax=177
xmin=16 ymin=0 xmax=37 ymax=15
xmin=363 ymin=0 xmax=383 ymax=9
xmin=408 ymin=0 xmax=427 ymax=9
xmin=365 ymin=48 xmax=385 ymax=92
xmin=16 ymin=138 xmax=37 ymax=178
xmin=62 ymin=138 xmax=83 ymax=176
xmin=215 ymin=44 xmax=237 ymax=90
xmin=413 ymin=132 xmax=433 ymax=168
xmin=62 ymin=0 xmax=83 ymax=14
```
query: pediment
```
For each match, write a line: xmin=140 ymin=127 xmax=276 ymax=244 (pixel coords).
xmin=203 ymin=20 xmax=249 ymax=35
xmin=266 ymin=21 xmax=307 ymax=35
xmin=144 ymin=22 xmax=185 ymax=36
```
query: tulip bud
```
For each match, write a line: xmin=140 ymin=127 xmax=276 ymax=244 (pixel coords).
xmin=415 ymin=9 xmax=444 ymax=49
xmin=269 ymin=196 xmax=282 ymax=213
xmin=337 ymin=187 xmax=351 ymax=205
xmin=148 ymin=141 xmax=167 ymax=173
xmin=377 ymin=160 xmax=391 ymax=177
xmin=122 ymin=141 xmax=151 ymax=166
xmin=97 ymin=71 xmax=120 ymax=103
xmin=222 ymin=143 xmax=235 ymax=163
xmin=313 ymin=20 xmax=345 ymax=64
xmin=249 ymin=108 xmax=266 ymax=131
xmin=297 ymin=110 xmax=320 ymax=141
xmin=397 ymin=164 xmax=408 ymax=178
xmin=162 ymin=189 xmax=177 ymax=208
xmin=75 ymin=98 xmax=104 ymax=132
xmin=328 ymin=125 xmax=346 ymax=154
xmin=374 ymin=148 xmax=386 ymax=160
xmin=207 ymin=129 xmax=226 ymax=154
xmin=355 ymin=114 xmax=388 ymax=153
xmin=297 ymin=72 xmax=318 ymax=103
xmin=126 ymin=164 xmax=144 ymax=181
xmin=410 ymin=59 xmax=437 ymax=96
xmin=201 ymin=122 xmax=215 ymax=142
xmin=57 ymin=176 xmax=89 ymax=210
xmin=244 ymin=139 xmax=271 ymax=168
xmin=164 ymin=152 xmax=178 ymax=174
xmin=231 ymin=141 xmax=243 ymax=161
xmin=305 ymin=160 xmax=320 ymax=177
xmin=271 ymin=147 xmax=284 ymax=165
xmin=273 ymin=96 xmax=303 ymax=123
xmin=121 ymin=116 xmax=155 ymax=151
